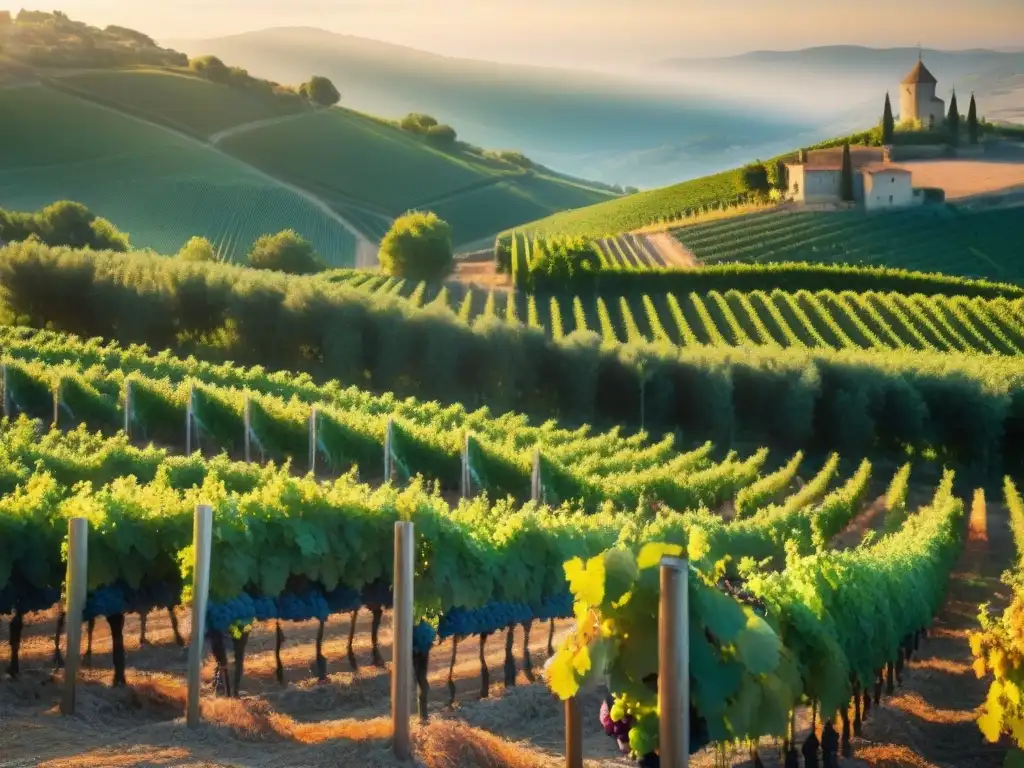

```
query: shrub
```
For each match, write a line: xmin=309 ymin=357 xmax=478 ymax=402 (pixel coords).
xmin=189 ymin=55 xmax=231 ymax=84
xmin=735 ymin=163 xmax=771 ymax=197
xmin=299 ymin=76 xmax=340 ymax=107
xmin=178 ymin=236 xmax=217 ymax=262
xmin=378 ymin=212 xmax=453 ymax=281
xmin=0 ymin=201 xmax=130 ymax=251
xmin=247 ymin=230 xmax=325 ymax=275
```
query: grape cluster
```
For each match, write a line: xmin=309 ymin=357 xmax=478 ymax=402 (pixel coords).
xmin=206 ymin=593 xmax=257 ymax=632
xmin=0 ymin=580 xmax=60 ymax=615
xmin=412 ymin=620 xmax=436 ymax=654
xmin=84 ymin=584 xmax=127 ymax=621
xmin=252 ymin=595 xmax=277 ymax=621
xmin=438 ymin=594 xmax=574 ymax=639
xmin=534 ymin=592 xmax=573 ymax=621
xmin=325 ymin=585 xmax=361 ymax=614
xmin=126 ymin=580 xmax=180 ymax=612
xmin=599 ymin=696 xmax=633 ymax=755
xmin=277 ymin=589 xmax=330 ymax=623
xmin=360 ymin=579 xmax=392 ymax=608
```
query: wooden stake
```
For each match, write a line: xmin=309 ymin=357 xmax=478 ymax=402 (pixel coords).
xmin=61 ymin=517 xmax=88 ymax=715
xmin=124 ymin=380 xmax=133 ymax=439
xmin=2 ymin=363 xmax=9 ymax=419
xmin=391 ymin=521 xmax=415 ymax=759
xmin=531 ymin=446 xmax=541 ymax=503
xmin=187 ymin=504 xmax=214 ymax=727
xmin=243 ymin=396 xmax=251 ymax=463
xmin=186 ymin=386 xmax=194 ymax=456
xmin=53 ymin=381 xmax=60 ymax=428
xmin=309 ymin=406 xmax=318 ymax=474
xmin=565 ymin=697 xmax=583 ymax=768
xmin=460 ymin=432 xmax=471 ymax=499
xmin=658 ymin=557 xmax=690 ymax=767
xmin=384 ymin=417 xmax=394 ymax=483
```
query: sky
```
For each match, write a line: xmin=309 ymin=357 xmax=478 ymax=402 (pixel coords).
xmin=12 ymin=0 xmax=1024 ymax=68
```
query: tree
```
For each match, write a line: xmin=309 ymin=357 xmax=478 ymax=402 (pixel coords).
xmin=178 ymin=236 xmax=217 ymax=262
xmin=189 ymin=55 xmax=230 ymax=84
xmin=947 ymin=89 xmax=960 ymax=144
xmin=36 ymin=200 xmax=129 ymax=251
xmin=300 ymin=76 xmax=340 ymax=107
xmin=881 ymin=92 xmax=895 ymax=144
xmin=378 ymin=211 xmax=453 ymax=282
xmin=968 ymin=93 xmax=979 ymax=145
xmin=734 ymin=162 xmax=771 ymax=198
xmin=839 ymin=143 xmax=854 ymax=202
xmin=765 ymin=159 xmax=787 ymax=191
xmin=247 ymin=230 xmax=325 ymax=275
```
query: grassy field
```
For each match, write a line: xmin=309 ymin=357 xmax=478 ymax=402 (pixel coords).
xmin=510 ymin=169 xmax=741 ymax=239
xmin=0 ymin=85 xmax=357 ymax=265
xmin=220 ymin=108 xmax=615 ymax=246
xmin=673 ymin=206 xmax=1024 ymax=282
xmin=52 ymin=69 xmax=309 ymax=138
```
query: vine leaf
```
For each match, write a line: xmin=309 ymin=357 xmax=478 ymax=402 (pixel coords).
xmin=564 ymin=554 xmax=605 ymax=608
xmin=735 ymin=614 xmax=781 ymax=674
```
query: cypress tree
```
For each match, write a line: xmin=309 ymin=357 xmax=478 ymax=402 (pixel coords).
xmin=840 ymin=143 xmax=854 ymax=202
xmin=881 ymin=92 xmax=895 ymax=144
xmin=967 ymin=93 xmax=979 ymax=144
xmin=947 ymin=89 xmax=960 ymax=144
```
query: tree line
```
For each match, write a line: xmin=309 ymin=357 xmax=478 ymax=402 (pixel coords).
xmin=188 ymin=55 xmax=341 ymax=108
xmin=1 ymin=240 xmax=1022 ymax=479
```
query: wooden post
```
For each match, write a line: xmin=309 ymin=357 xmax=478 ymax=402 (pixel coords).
xmin=309 ymin=406 xmax=318 ymax=475
xmin=53 ymin=381 xmax=60 ymax=428
xmin=124 ymin=380 xmax=133 ymax=439
xmin=384 ymin=417 xmax=394 ymax=483
xmin=460 ymin=432 xmax=471 ymax=499
xmin=243 ymin=396 xmax=251 ymax=464
xmin=658 ymin=557 xmax=690 ymax=768
xmin=186 ymin=386 xmax=194 ymax=456
xmin=531 ymin=446 xmax=541 ymax=503
xmin=61 ymin=517 xmax=88 ymax=715
xmin=391 ymin=521 xmax=415 ymax=760
xmin=565 ymin=697 xmax=583 ymax=768
xmin=186 ymin=504 xmax=214 ymax=727
xmin=2 ymin=363 xmax=9 ymax=419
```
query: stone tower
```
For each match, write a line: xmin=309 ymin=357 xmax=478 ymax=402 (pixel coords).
xmin=899 ymin=53 xmax=945 ymax=129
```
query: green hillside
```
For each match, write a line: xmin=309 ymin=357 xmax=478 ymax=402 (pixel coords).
xmin=53 ymin=69 xmax=309 ymax=137
xmin=0 ymin=85 xmax=357 ymax=264
xmin=674 ymin=207 xmax=1024 ymax=282
xmin=515 ymin=169 xmax=741 ymax=238
xmin=218 ymin=107 xmax=614 ymax=245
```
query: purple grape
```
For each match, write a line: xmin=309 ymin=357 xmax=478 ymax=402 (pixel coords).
xmin=599 ymin=699 xmax=614 ymax=736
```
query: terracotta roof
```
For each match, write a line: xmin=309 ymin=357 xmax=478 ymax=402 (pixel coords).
xmin=794 ymin=146 xmax=885 ymax=171
xmin=902 ymin=59 xmax=938 ymax=85
xmin=863 ymin=166 xmax=911 ymax=175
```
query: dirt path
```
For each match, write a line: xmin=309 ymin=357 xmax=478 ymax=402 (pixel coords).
xmin=644 ymin=231 xmax=699 ymax=268
xmin=31 ymin=82 xmax=380 ymax=267
xmin=844 ymin=491 xmax=1013 ymax=767
xmin=1 ymin=608 xmax=628 ymax=767
xmin=831 ymin=494 xmax=889 ymax=550
xmin=208 ymin=111 xmax=320 ymax=146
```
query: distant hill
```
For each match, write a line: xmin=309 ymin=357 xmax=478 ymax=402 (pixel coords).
xmin=165 ymin=27 xmax=813 ymax=189
xmin=657 ymin=46 xmax=1024 ymax=126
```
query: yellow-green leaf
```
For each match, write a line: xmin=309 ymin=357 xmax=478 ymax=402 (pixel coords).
xmin=637 ymin=541 xmax=683 ymax=571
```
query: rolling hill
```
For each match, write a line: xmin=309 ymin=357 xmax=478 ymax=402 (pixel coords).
xmin=0 ymin=84 xmax=359 ymax=264
xmin=165 ymin=27 xmax=816 ymax=189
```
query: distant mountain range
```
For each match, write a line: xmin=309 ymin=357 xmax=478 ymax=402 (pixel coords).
xmin=166 ymin=31 xmax=1024 ymax=188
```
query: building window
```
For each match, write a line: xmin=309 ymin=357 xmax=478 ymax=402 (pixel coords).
xmin=794 ymin=183 xmax=799 ymax=194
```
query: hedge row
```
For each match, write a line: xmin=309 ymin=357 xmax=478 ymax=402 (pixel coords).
xmin=2 ymin=242 xmax=1023 ymax=476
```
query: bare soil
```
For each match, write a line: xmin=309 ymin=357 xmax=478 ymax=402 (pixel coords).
xmin=886 ymin=143 xmax=1024 ymax=201
xmin=645 ymin=232 xmax=699 ymax=268
xmin=1 ymin=611 xmax=628 ymax=767
xmin=450 ymin=259 xmax=512 ymax=292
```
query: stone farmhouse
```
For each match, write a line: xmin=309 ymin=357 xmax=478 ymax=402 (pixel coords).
xmin=786 ymin=146 xmax=920 ymax=210
xmin=784 ymin=56 xmax=951 ymax=209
